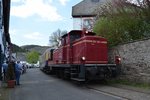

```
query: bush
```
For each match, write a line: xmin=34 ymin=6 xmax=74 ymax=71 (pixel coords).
xmin=26 ymin=51 xmax=39 ymax=64
xmin=93 ymin=0 xmax=150 ymax=46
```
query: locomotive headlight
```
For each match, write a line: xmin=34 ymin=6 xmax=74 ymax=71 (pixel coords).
xmin=115 ymin=56 xmax=121 ymax=64
xmin=81 ymin=57 xmax=86 ymax=61
xmin=118 ymin=57 xmax=121 ymax=61
xmin=85 ymin=31 xmax=88 ymax=34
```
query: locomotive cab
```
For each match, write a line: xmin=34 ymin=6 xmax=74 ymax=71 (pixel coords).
xmin=68 ymin=30 xmax=108 ymax=65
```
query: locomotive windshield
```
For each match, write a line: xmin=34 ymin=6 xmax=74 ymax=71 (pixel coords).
xmin=61 ymin=38 xmax=65 ymax=46
xmin=70 ymin=31 xmax=81 ymax=43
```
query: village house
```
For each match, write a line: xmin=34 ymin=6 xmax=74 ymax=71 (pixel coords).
xmin=72 ymin=0 xmax=112 ymax=31
xmin=0 ymin=0 xmax=11 ymax=82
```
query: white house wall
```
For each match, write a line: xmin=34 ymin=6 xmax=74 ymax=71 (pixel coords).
xmin=73 ymin=18 xmax=82 ymax=30
xmin=0 ymin=29 xmax=5 ymax=53
xmin=0 ymin=0 xmax=4 ymax=54
xmin=73 ymin=17 xmax=95 ymax=31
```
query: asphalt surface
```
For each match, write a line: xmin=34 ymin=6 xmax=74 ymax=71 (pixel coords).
xmin=9 ymin=68 xmax=121 ymax=100
xmin=88 ymin=83 xmax=150 ymax=100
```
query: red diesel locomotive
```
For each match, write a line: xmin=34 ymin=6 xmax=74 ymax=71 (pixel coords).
xmin=40 ymin=30 xmax=121 ymax=81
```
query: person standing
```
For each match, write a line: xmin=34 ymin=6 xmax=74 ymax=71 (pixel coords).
xmin=15 ymin=61 xmax=23 ymax=85
xmin=2 ymin=61 xmax=8 ymax=82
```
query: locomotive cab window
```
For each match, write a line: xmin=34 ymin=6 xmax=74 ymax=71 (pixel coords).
xmin=61 ymin=38 xmax=66 ymax=46
xmin=69 ymin=31 xmax=81 ymax=43
xmin=61 ymin=34 xmax=67 ymax=45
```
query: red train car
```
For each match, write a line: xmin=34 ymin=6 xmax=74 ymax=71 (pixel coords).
xmin=40 ymin=30 xmax=121 ymax=81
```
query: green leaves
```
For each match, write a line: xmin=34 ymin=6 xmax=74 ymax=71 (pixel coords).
xmin=26 ymin=51 xmax=39 ymax=64
xmin=93 ymin=0 xmax=150 ymax=47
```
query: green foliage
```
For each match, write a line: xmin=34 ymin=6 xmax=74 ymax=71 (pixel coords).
xmin=12 ymin=44 xmax=27 ymax=53
xmin=93 ymin=0 xmax=150 ymax=46
xmin=107 ymin=79 xmax=150 ymax=90
xmin=26 ymin=51 xmax=39 ymax=64
xmin=22 ymin=45 xmax=41 ymax=50
xmin=0 ymin=88 xmax=9 ymax=100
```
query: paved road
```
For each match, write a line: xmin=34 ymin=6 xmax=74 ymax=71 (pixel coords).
xmin=9 ymin=68 xmax=121 ymax=100
xmin=88 ymin=83 xmax=150 ymax=100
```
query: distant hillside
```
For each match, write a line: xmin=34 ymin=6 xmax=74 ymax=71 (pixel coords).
xmin=12 ymin=44 xmax=27 ymax=53
xmin=12 ymin=44 xmax=50 ymax=61
xmin=21 ymin=45 xmax=50 ymax=55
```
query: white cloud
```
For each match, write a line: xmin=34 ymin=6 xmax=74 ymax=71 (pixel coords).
xmin=22 ymin=32 xmax=49 ymax=46
xmin=10 ymin=30 xmax=49 ymax=46
xmin=11 ymin=0 xmax=63 ymax=22
xmin=59 ymin=0 xmax=70 ymax=5
xmin=23 ymin=32 xmax=44 ymax=40
xmin=10 ymin=29 xmax=18 ymax=35
xmin=47 ymin=0 xmax=53 ymax=3
xmin=11 ymin=0 xmax=21 ymax=2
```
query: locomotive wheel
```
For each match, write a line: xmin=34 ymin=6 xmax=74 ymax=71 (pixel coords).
xmin=105 ymin=68 xmax=112 ymax=79
xmin=56 ymin=70 xmax=61 ymax=78
xmin=56 ymin=69 xmax=64 ymax=79
xmin=85 ymin=70 xmax=92 ymax=82
xmin=60 ymin=70 xmax=64 ymax=79
xmin=64 ymin=69 xmax=71 ymax=80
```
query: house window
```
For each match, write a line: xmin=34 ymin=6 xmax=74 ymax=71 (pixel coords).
xmin=83 ymin=18 xmax=93 ymax=31
xmin=91 ymin=0 xmax=100 ymax=2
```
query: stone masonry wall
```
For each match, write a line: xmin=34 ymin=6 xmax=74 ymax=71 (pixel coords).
xmin=108 ymin=39 xmax=150 ymax=83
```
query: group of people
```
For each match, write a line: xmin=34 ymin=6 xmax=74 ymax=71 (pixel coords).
xmin=2 ymin=61 xmax=23 ymax=85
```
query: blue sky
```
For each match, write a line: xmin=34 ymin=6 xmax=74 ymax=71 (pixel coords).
xmin=10 ymin=0 xmax=82 ymax=46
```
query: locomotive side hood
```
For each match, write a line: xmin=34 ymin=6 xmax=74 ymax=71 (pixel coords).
xmin=72 ymin=36 xmax=108 ymax=64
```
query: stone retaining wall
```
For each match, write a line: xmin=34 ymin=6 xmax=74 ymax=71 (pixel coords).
xmin=108 ymin=39 xmax=150 ymax=83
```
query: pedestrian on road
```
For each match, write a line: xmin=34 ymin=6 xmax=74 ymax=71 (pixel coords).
xmin=15 ymin=61 xmax=23 ymax=85
xmin=2 ymin=61 xmax=8 ymax=82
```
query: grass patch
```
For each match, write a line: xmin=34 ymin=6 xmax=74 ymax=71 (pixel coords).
xmin=0 ymin=83 xmax=10 ymax=100
xmin=107 ymin=79 xmax=150 ymax=90
xmin=0 ymin=88 xmax=9 ymax=100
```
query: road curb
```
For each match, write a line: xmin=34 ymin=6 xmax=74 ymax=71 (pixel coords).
xmin=110 ymin=84 xmax=150 ymax=94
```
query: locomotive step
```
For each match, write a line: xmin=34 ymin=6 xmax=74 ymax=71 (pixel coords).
xmin=71 ymin=73 xmax=78 ymax=75
xmin=71 ymin=78 xmax=85 ymax=82
xmin=70 ymin=68 xmax=78 ymax=70
xmin=71 ymin=73 xmax=78 ymax=77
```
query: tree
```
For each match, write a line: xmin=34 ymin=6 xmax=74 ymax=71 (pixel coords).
xmin=49 ymin=29 xmax=67 ymax=48
xmin=26 ymin=51 xmax=39 ymax=64
xmin=93 ymin=0 xmax=150 ymax=46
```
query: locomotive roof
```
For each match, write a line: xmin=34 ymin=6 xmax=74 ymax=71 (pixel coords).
xmin=61 ymin=30 xmax=96 ymax=38
xmin=61 ymin=30 xmax=80 ymax=38
xmin=61 ymin=33 xmax=68 ymax=38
